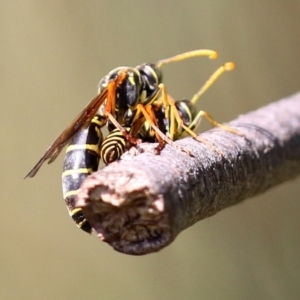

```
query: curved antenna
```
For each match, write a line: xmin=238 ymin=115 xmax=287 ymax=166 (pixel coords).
xmin=190 ymin=62 xmax=235 ymax=105
xmin=156 ymin=49 xmax=218 ymax=68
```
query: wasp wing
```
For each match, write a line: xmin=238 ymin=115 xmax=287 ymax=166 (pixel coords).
xmin=24 ymin=71 xmax=126 ymax=178
xmin=24 ymin=90 xmax=109 ymax=178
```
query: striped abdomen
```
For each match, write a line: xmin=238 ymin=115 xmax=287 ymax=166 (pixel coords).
xmin=100 ymin=127 xmax=131 ymax=165
xmin=62 ymin=114 xmax=106 ymax=233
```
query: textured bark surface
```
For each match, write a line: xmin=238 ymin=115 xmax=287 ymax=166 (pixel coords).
xmin=76 ymin=92 xmax=300 ymax=255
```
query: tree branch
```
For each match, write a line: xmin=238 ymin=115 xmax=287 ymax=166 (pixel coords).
xmin=75 ymin=92 xmax=300 ymax=255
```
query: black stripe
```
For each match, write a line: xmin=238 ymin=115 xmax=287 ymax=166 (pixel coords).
xmin=63 ymin=149 xmax=99 ymax=171
xmin=71 ymin=209 xmax=92 ymax=233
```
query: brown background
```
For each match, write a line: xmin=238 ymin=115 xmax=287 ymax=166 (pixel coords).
xmin=1 ymin=1 xmax=300 ymax=299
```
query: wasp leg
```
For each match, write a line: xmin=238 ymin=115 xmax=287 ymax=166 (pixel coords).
xmin=136 ymin=104 xmax=192 ymax=155
xmin=135 ymin=104 xmax=173 ymax=145
xmin=152 ymin=82 xmax=222 ymax=154
xmin=166 ymin=100 xmax=225 ymax=155
xmin=175 ymin=109 xmax=246 ymax=155
xmin=105 ymin=112 xmax=140 ymax=145
xmin=189 ymin=110 xmax=244 ymax=137
xmin=153 ymin=82 xmax=180 ymax=141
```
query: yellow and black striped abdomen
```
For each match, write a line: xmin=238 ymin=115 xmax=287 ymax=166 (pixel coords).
xmin=62 ymin=114 xmax=106 ymax=233
xmin=100 ymin=127 xmax=131 ymax=165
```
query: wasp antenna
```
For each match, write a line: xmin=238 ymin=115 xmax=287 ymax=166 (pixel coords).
xmin=156 ymin=49 xmax=218 ymax=68
xmin=190 ymin=62 xmax=235 ymax=105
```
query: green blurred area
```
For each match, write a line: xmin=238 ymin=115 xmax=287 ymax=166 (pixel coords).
xmin=1 ymin=1 xmax=300 ymax=299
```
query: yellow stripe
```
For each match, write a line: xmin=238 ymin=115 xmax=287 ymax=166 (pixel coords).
xmin=102 ymin=136 xmax=126 ymax=148
xmin=105 ymin=133 xmax=126 ymax=141
xmin=92 ymin=117 xmax=106 ymax=127
xmin=66 ymin=144 xmax=100 ymax=153
xmin=70 ymin=208 xmax=88 ymax=227
xmin=77 ymin=219 xmax=88 ymax=227
xmin=180 ymin=102 xmax=192 ymax=123
xmin=62 ymin=168 xmax=93 ymax=178
xmin=144 ymin=65 xmax=158 ymax=83
xmin=103 ymin=141 xmax=125 ymax=150
xmin=128 ymin=74 xmax=136 ymax=86
xmin=95 ymin=126 xmax=102 ymax=140
xmin=64 ymin=189 xmax=80 ymax=199
xmin=70 ymin=208 xmax=82 ymax=216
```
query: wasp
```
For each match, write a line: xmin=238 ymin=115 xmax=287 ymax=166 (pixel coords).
xmin=100 ymin=127 xmax=133 ymax=165
xmin=25 ymin=49 xmax=218 ymax=178
xmin=139 ymin=62 xmax=243 ymax=150
xmin=61 ymin=114 xmax=105 ymax=233
xmin=61 ymin=123 xmax=135 ymax=233
xmin=100 ymin=62 xmax=243 ymax=165
xmin=60 ymin=61 xmax=240 ymax=233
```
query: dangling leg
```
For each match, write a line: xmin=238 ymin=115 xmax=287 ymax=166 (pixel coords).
xmin=105 ymin=112 xmax=140 ymax=145
xmin=166 ymin=102 xmax=224 ymax=155
xmin=174 ymin=109 xmax=245 ymax=155
xmin=188 ymin=110 xmax=244 ymax=137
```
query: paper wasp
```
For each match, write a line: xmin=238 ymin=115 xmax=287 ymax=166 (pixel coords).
xmin=25 ymin=49 xmax=219 ymax=232
xmin=25 ymin=49 xmax=218 ymax=179
xmin=98 ymin=62 xmax=242 ymax=165
xmin=100 ymin=127 xmax=133 ymax=165
xmin=62 ymin=122 xmax=135 ymax=233
xmin=61 ymin=115 xmax=105 ymax=233
xmin=61 ymin=61 xmax=241 ymax=233
xmin=139 ymin=62 xmax=243 ymax=150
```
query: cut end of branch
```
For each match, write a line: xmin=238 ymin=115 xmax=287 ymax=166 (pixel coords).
xmin=76 ymin=164 xmax=174 ymax=255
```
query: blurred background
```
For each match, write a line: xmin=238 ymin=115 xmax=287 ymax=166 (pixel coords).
xmin=1 ymin=1 xmax=300 ymax=299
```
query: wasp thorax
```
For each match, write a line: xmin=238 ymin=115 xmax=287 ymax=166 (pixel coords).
xmin=176 ymin=99 xmax=196 ymax=126
xmin=116 ymin=69 xmax=142 ymax=109
xmin=137 ymin=63 xmax=163 ymax=92
xmin=97 ymin=66 xmax=130 ymax=93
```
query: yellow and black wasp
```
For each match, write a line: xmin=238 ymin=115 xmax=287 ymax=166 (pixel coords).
xmin=26 ymin=49 xmax=221 ymax=233
xmin=139 ymin=62 xmax=243 ymax=148
xmin=25 ymin=49 xmax=218 ymax=178
xmin=62 ymin=61 xmax=241 ymax=233
xmin=61 ymin=123 xmax=134 ymax=233
xmin=78 ymin=62 xmax=241 ymax=169
xmin=62 ymin=115 xmax=105 ymax=233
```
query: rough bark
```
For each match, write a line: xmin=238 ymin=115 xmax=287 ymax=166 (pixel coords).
xmin=76 ymin=92 xmax=300 ymax=255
